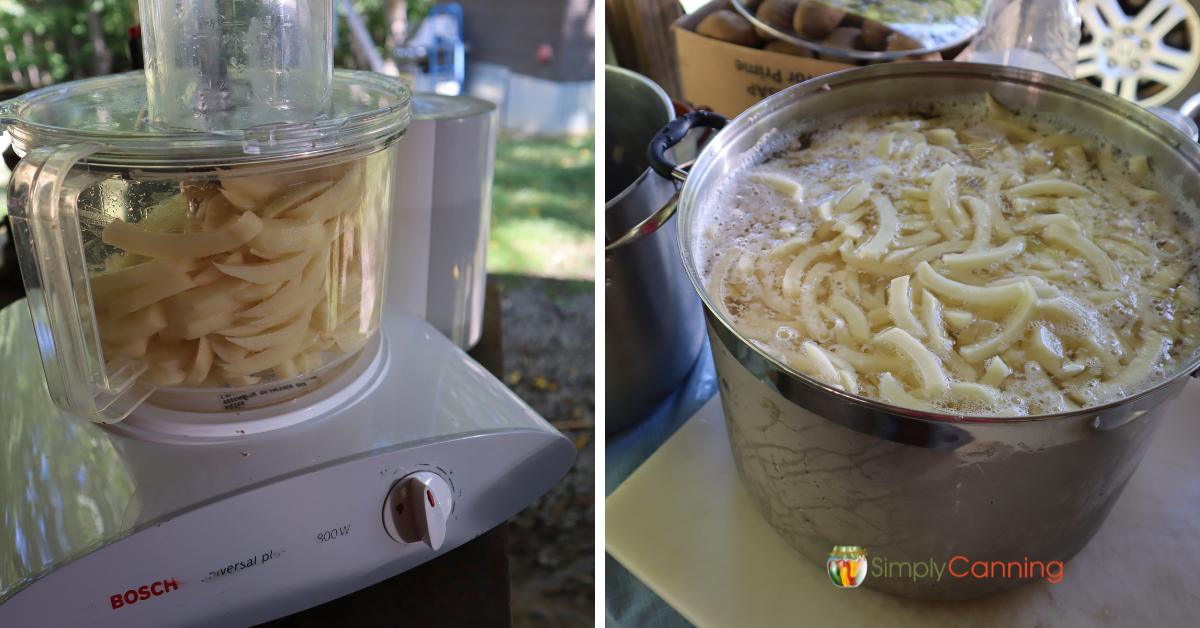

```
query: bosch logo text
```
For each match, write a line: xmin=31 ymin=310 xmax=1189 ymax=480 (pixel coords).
xmin=110 ymin=579 xmax=179 ymax=609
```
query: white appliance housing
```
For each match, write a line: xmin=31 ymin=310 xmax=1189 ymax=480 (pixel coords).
xmin=0 ymin=303 xmax=574 ymax=627
xmin=388 ymin=93 xmax=497 ymax=348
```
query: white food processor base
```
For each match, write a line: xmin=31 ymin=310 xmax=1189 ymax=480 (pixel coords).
xmin=0 ymin=301 xmax=574 ymax=627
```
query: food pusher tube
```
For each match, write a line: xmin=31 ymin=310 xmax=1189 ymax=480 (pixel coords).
xmin=139 ymin=0 xmax=334 ymax=131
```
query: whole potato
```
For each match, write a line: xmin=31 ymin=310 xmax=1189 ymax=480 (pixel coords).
xmin=697 ymin=9 xmax=763 ymax=47
xmin=822 ymin=26 xmax=861 ymax=51
xmin=886 ymin=32 xmax=923 ymax=52
xmin=859 ymin=18 xmax=892 ymax=51
xmin=755 ymin=0 xmax=800 ymax=39
xmin=793 ymin=1 xmax=846 ymax=39
xmin=764 ymin=39 xmax=815 ymax=57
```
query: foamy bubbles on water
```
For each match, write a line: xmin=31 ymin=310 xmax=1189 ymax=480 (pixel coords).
xmin=690 ymin=95 xmax=1200 ymax=417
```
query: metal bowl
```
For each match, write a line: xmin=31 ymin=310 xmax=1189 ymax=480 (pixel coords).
xmin=730 ymin=0 xmax=984 ymax=62
xmin=656 ymin=61 xmax=1200 ymax=599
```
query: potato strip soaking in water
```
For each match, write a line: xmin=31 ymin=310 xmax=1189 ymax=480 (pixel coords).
xmin=88 ymin=153 xmax=389 ymax=391
xmin=696 ymin=95 xmax=1200 ymax=416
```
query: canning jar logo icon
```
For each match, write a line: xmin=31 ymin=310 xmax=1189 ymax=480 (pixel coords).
xmin=827 ymin=546 xmax=868 ymax=588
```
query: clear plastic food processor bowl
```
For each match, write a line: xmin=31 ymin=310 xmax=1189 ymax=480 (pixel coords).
xmin=0 ymin=69 xmax=411 ymax=422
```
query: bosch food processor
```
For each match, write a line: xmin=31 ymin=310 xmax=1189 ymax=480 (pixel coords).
xmin=0 ymin=1 xmax=572 ymax=625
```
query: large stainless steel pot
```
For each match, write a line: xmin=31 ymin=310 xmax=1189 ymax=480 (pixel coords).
xmin=650 ymin=61 xmax=1200 ymax=599
xmin=604 ymin=66 xmax=707 ymax=434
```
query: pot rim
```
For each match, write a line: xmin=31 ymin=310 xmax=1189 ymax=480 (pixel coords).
xmin=677 ymin=60 xmax=1200 ymax=425
xmin=604 ymin=65 xmax=676 ymax=211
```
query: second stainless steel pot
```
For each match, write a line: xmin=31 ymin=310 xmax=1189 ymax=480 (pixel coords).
xmin=604 ymin=66 xmax=706 ymax=433
xmin=651 ymin=61 xmax=1200 ymax=599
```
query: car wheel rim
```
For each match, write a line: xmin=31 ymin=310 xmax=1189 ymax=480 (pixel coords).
xmin=1077 ymin=0 xmax=1200 ymax=107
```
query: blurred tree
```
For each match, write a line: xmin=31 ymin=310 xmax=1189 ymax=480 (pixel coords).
xmin=0 ymin=0 xmax=435 ymax=89
xmin=0 ymin=0 xmax=136 ymax=88
xmin=336 ymin=0 xmax=435 ymax=70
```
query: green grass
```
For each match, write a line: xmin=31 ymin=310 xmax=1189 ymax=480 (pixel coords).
xmin=488 ymin=133 xmax=594 ymax=280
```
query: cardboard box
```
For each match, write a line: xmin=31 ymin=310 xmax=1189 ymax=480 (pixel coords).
xmin=674 ymin=2 xmax=854 ymax=117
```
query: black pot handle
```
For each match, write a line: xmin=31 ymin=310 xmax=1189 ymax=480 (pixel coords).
xmin=647 ymin=110 xmax=728 ymax=182
xmin=606 ymin=110 xmax=728 ymax=252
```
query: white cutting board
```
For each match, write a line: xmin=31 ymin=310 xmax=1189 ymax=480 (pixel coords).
xmin=607 ymin=380 xmax=1200 ymax=626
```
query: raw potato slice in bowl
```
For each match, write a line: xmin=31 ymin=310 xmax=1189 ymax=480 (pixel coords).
xmin=87 ymin=153 xmax=382 ymax=391
xmin=102 ymin=211 xmax=263 ymax=259
xmin=250 ymin=218 xmax=327 ymax=256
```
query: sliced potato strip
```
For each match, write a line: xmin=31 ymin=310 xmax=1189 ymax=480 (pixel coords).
xmin=798 ymin=262 xmax=835 ymax=341
xmin=928 ymin=164 xmax=961 ymax=240
xmin=190 ymin=264 xmax=226 ymax=287
xmin=102 ymin=211 xmax=262 ymax=259
xmin=1027 ymin=325 xmax=1065 ymax=376
xmin=1041 ymin=223 xmax=1122 ymax=288
xmin=942 ymin=236 xmax=1025 ymax=271
xmin=781 ymin=242 xmax=835 ymax=298
xmin=295 ymin=350 xmax=323 ymax=373
xmin=240 ymin=284 xmax=285 ymax=306
xmin=333 ymin=327 xmax=369 ymax=354
xmin=947 ymin=381 xmax=1000 ymax=406
xmin=250 ymin=218 xmax=328 ymax=256
xmin=748 ymin=172 xmax=804 ymax=202
xmin=90 ymin=259 xmax=192 ymax=297
xmin=943 ymin=308 xmax=974 ymax=330
xmin=219 ymin=168 xmax=324 ymax=211
xmin=1009 ymin=179 xmax=1089 ymax=197
xmin=209 ymin=335 xmax=250 ymax=364
xmin=236 ymin=249 xmax=329 ymax=325
xmin=829 ymin=295 xmax=870 ymax=343
xmin=1109 ymin=334 xmax=1169 ymax=388
xmin=98 ymin=303 xmax=167 ymax=344
xmin=287 ymin=164 xmax=365 ymax=222
xmin=919 ymin=289 xmax=952 ymax=355
xmin=176 ymin=310 xmax=237 ymax=341
xmin=877 ymin=372 xmax=937 ymax=411
xmin=961 ymin=196 xmax=993 ymax=252
xmin=981 ymin=356 xmax=1012 ymax=387
xmin=147 ymin=361 xmax=187 ymax=386
xmin=887 ymin=275 xmax=926 ymax=338
xmin=202 ymin=193 xmax=236 ymax=229
xmin=226 ymin=309 xmax=312 ymax=352
xmin=854 ymin=195 xmax=899 ymax=260
xmin=184 ymin=337 xmax=214 ymax=386
xmin=274 ymin=359 xmax=300 ymax=380
xmin=834 ymin=181 xmax=870 ymax=214
xmin=916 ymin=261 xmax=1029 ymax=307
xmin=873 ymin=327 xmax=948 ymax=398
xmin=960 ymin=282 xmax=1038 ymax=363
xmin=215 ymin=251 xmax=312 ymax=285
xmin=795 ymin=340 xmax=842 ymax=388
xmin=1037 ymin=296 xmax=1123 ymax=370
xmin=105 ymin=268 xmax=195 ymax=317
xmin=221 ymin=330 xmax=308 ymax=376
xmin=261 ymin=181 xmax=336 ymax=218
xmin=166 ymin=277 xmax=250 ymax=320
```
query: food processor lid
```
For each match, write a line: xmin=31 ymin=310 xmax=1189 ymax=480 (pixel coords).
xmin=0 ymin=69 xmax=411 ymax=166
xmin=412 ymin=93 xmax=496 ymax=121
